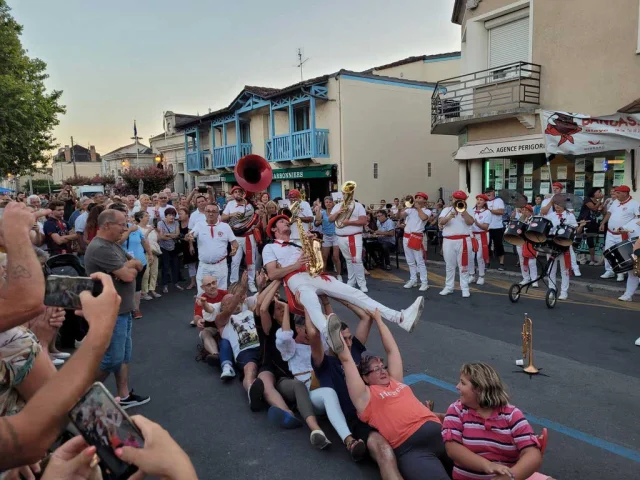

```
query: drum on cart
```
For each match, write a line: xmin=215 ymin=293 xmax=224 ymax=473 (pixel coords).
xmin=603 ymin=239 xmax=637 ymax=274
xmin=525 ymin=216 xmax=553 ymax=243
xmin=553 ymin=224 xmax=577 ymax=247
xmin=504 ymin=220 xmax=527 ymax=246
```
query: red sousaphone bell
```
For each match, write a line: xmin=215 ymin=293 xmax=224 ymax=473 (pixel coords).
xmin=234 ymin=154 xmax=273 ymax=193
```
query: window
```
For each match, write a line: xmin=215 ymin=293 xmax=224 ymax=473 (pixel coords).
xmin=488 ymin=15 xmax=530 ymax=79
xmin=373 ymin=163 xmax=379 ymax=179
xmin=293 ymin=106 xmax=309 ymax=132
xmin=239 ymin=122 xmax=251 ymax=143
xmin=428 ymin=162 xmax=432 ymax=177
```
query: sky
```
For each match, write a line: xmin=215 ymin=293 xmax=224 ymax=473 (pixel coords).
xmin=9 ymin=0 xmax=460 ymax=156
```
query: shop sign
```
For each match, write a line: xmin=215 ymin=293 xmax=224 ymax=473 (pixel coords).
xmin=455 ymin=137 xmax=546 ymax=160
xmin=198 ymin=175 xmax=221 ymax=183
xmin=543 ymin=110 xmax=640 ymax=155
xmin=221 ymin=165 xmax=335 ymax=182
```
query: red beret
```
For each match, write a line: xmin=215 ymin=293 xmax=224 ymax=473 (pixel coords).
xmin=230 ymin=186 xmax=245 ymax=194
xmin=615 ymin=185 xmax=630 ymax=193
xmin=415 ymin=192 xmax=428 ymax=201
xmin=523 ymin=204 xmax=534 ymax=212
xmin=476 ymin=194 xmax=489 ymax=201
xmin=452 ymin=190 xmax=468 ymax=200
xmin=266 ymin=214 xmax=290 ymax=239
xmin=288 ymin=189 xmax=301 ymax=197
xmin=552 ymin=182 xmax=563 ymax=189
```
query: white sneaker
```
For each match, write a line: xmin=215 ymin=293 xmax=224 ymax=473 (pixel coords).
xmin=310 ymin=430 xmax=331 ymax=450
xmin=519 ymin=279 xmax=530 ymax=286
xmin=404 ymin=280 xmax=417 ymax=289
xmin=532 ymin=282 xmax=539 ymax=288
xmin=399 ymin=297 xmax=424 ymax=333
xmin=462 ymin=290 xmax=470 ymax=298
xmin=360 ymin=286 xmax=368 ymax=293
xmin=439 ymin=289 xmax=453 ymax=296
xmin=476 ymin=277 xmax=485 ymax=286
xmin=51 ymin=352 xmax=71 ymax=359
xmin=468 ymin=276 xmax=476 ymax=284
xmin=51 ymin=357 xmax=65 ymax=367
xmin=419 ymin=283 xmax=429 ymax=292
xmin=573 ymin=269 xmax=582 ymax=277
xmin=618 ymin=294 xmax=633 ymax=302
xmin=558 ymin=293 xmax=568 ymax=300
xmin=600 ymin=271 xmax=615 ymax=279
xmin=248 ymin=283 xmax=258 ymax=293
xmin=616 ymin=274 xmax=625 ymax=282
xmin=635 ymin=337 xmax=640 ymax=346
xmin=335 ymin=275 xmax=343 ymax=282
xmin=220 ymin=363 xmax=236 ymax=380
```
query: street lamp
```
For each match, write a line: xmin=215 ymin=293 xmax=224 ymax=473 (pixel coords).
xmin=155 ymin=154 xmax=162 ymax=163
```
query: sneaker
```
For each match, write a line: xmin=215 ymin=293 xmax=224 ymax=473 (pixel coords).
xmin=532 ymin=282 xmax=539 ymax=288
xmin=190 ymin=319 xmax=197 ymax=327
xmin=325 ymin=313 xmax=345 ymax=355
xmin=360 ymin=286 xmax=368 ymax=293
xmin=248 ymin=283 xmax=258 ymax=294
xmin=468 ymin=276 xmax=476 ymax=284
xmin=399 ymin=296 xmax=424 ymax=333
xmin=635 ymin=337 xmax=640 ymax=346
xmin=588 ymin=261 xmax=597 ymax=266
xmin=616 ymin=273 xmax=625 ymax=282
xmin=220 ymin=363 xmax=236 ymax=380
xmin=404 ymin=280 xmax=417 ymax=289
xmin=51 ymin=357 xmax=65 ymax=367
xmin=347 ymin=438 xmax=366 ymax=462
xmin=600 ymin=271 xmax=615 ymax=279
xmin=248 ymin=378 xmax=265 ymax=412
xmin=519 ymin=279 xmax=530 ymax=286
xmin=558 ymin=293 xmax=568 ymax=300
xmin=141 ymin=293 xmax=153 ymax=301
xmin=310 ymin=430 xmax=332 ymax=450
xmin=175 ymin=284 xmax=184 ymax=291
xmin=119 ymin=390 xmax=151 ymax=410
xmin=162 ymin=286 xmax=169 ymax=294
xmin=267 ymin=406 xmax=303 ymax=429
xmin=419 ymin=283 xmax=429 ymax=292
xmin=618 ymin=294 xmax=633 ymax=302
xmin=133 ymin=310 xmax=143 ymax=319
xmin=439 ymin=289 xmax=453 ymax=296
xmin=573 ymin=269 xmax=582 ymax=277
xmin=51 ymin=351 xmax=71 ymax=359
xmin=462 ymin=290 xmax=471 ymax=298
xmin=498 ymin=265 xmax=505 ymax=271
xmin=150 ymin=291 xmax=162 ymax=298
xmin=384 ymin=265 xmax=392 ymax=271
xmin=476 ymin=277 xmax=485 ymax=286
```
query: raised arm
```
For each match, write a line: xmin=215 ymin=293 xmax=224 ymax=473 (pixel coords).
xmin=336 ymin=335 xmax=370 ymax=414
xmin=334 ymin=299 xmax=373 ymax=344
xmin=214 ymin=272 xmax=248 ymax=328
xmin=257 ymin=280 xmax=281 ymax=334
xmin=369 ymin=309 xmax=403 ymax=382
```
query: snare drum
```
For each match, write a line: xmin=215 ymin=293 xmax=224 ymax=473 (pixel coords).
xmin=525 ymin=216 xmax=553 ymax=243
xmin=504 ymin=220 xmax=527 ymax=246
xmin=553 ymin=224 xmax=577 ymax=247
xmin=603 ymin=239 xmax=637 ymax=274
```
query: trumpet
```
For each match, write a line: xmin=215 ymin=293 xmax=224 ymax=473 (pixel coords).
xmin=404 ymin=195 xmax=414 ymax=208
xmin=521 ymin=314 xmax=539 ymax=375
xmin=455 ymin=199 xmax=467 ymax=213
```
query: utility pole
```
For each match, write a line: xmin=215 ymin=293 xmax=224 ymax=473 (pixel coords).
xmin=295 ymin=48 xmax=309 ymax=82
xmin=70 ymin=136 xmax=78 ymax=178
xmin=131 ymin=120 xmax=142 ymax=167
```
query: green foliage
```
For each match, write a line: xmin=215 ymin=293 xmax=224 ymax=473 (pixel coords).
xmin=29 ymin=178 xmax=60 ymax=194
xmin=120 ymin=166 xmax=175 ymax=195
xmin=0 ymin=0 xmax=66 ymax=176
xmin=63 ymin=176 xmax=93 ymax=186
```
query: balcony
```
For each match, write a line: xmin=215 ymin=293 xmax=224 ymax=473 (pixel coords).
xmin=213 ymin=143 xmax=252 ymax=169
xmin=186 ymin=151 xmax=212 ymax=172
xmin=431 ymin=62 xmax=541 ymax=135
xmin=265 ymin=129 xmax=329 ymax=162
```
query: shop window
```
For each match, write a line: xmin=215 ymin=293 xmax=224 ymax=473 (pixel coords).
xmin=428 ymin=162 xmax=432 ymax=177
xmin=373 ymin=162 xmax=379 ymax=179
xmin=294 ymin=106 xmax=309 ymax=132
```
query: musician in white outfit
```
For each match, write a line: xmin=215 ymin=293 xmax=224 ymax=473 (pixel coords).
xmin=600 ymin=185 xmax=640 ymax=282
xmin=515 ymin=205 xmax=539 ymax=287
xmin=468 ymin=194 xmax=492 ymax=286
xmin=328 ymin=199 xmax=368 ymax=292
xmin=262 ymin=214 xmax=424 ymax=335
xmin=617 ymin=211 xmax=640 ymax=302
xmin=438 ymin=191 xmax=474 ymax=297
xmin=397 ymin=192 xmax=431 ymax=291
xmin=288 ymin=189 xmax=314 ymax=245
xmin=547 ymin=202 xmax=578 ymax=300
xmin=222 ymin=186 xmax=258 ymax=293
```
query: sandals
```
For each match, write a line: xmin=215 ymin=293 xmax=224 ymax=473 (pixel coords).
xmin=346 ymin=438 xmax=366 ymax=462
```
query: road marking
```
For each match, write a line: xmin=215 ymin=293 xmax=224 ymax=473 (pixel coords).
xmin=403 ymin=373 xmax=640 ymax=464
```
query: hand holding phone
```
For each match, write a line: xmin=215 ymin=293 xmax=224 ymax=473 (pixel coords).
xmin=45 ymin=275 xmax=104 ymax=310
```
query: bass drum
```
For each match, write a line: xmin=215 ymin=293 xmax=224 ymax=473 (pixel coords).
xmin=603 ymin=239 xmax=637 ymax=274
xmin=504 ymin=220 xmax=527 ymax=246
xmin=525 ymin=216 xmax=553 ymax=243
xmin=553 ymin=224 xmax=577 ymax=247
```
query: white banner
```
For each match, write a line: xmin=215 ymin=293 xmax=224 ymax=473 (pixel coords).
xmin=542 ymin=110 xmax=640 ymax=155
xmin=455 ymin=136 xmax=546 ymax=160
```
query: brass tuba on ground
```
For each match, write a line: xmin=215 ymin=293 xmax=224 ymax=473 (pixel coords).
xmin=290 ymin=201 xmax=324 ymax=276
xmin=334 ymin=181 xmax=357 ymax=229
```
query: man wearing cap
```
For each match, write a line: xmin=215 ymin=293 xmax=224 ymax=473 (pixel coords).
xmin=262 ymin=214 xmax=424 ymax=335
xmin=438 ymin=191 xmax=474 ymax=297
xmin=468 ymin=194 xmax=492 ymax=286
xmin=599 ymin=185 xmax=639 ymax=281
xmin=397 ymin=192 xmax=431 ymax=291
xmin=329 ymin=196 xmax=368 ymax=291
xmin=222 ymin=186 xmax=258 ymax=292
xmin=515 ymin=205 xmax=538 ymax=287
xmin=617 ymin=211 xmax=640 ymax=302
xmin=288 ymin=189 xmax=314 ymax=245
xmin=485 ymin=188 xmax=506 ymax=270
xmin=547 ymin=201 xmax=578 ymax=300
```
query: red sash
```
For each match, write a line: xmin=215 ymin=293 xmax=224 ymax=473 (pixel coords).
xmin=283 ymin=267 xmax=331 ymax=315
xmin=474 ymin=231 xmax=489 ymax=264
xmin=522 ymin=242 xmax=536 ymax=259
xmin=563 ymin=250 xmax=572 ymax=272
xmin=238 ymin=230 xmax=255 ymax=266
xmin=444 ymin=235 xmax=469 ymax=268
xmin=403 ymin=232 xmax=423 ymax=251
xmin=338 ymin=233 xmax=360 ymax=263
xmin=608 ymin=228 xmax=629 ymax=241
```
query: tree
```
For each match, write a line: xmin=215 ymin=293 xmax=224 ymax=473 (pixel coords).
xmin=120 ymin=166 xmax=175 ymax=195
xmin=62 ymin=176 xmax=92 ymax=186
xmin=0 ymin=1 xmax=65 ymax=176
xmin=29 ymin=179 xmax=60 ymax=194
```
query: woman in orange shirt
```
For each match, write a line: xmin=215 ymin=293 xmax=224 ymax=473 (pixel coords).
xmin=329 ymin=309 xmax=451 ymax=480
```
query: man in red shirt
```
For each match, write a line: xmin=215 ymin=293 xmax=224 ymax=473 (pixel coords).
xmin=191 ymin=275 xmax=226 ymax=325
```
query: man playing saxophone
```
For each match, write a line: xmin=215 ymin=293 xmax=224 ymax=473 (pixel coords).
xmin=328 ymin=183 xmax=369 ymax=292
xmin=288 ymin=189 xmax=313 ymax=246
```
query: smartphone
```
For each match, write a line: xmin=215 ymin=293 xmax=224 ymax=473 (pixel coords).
xmin=198 ymin=186 xmax=208 ymax=193
xmin=69 ymin=382 xmax=144 ymax=480
xmin=44 ymin=275 xmax=103 ymax=310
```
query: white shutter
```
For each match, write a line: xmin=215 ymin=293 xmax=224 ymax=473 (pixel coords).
xmin=488 ymin=17 xmax=530 ymax=69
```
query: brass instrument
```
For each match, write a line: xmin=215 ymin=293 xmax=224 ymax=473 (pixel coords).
xmin=228 ymin=201 xmax=258 ymax=236
xmin=455 ymin=199 xmax=467 ymax=213
xmin=335 ymin=181 xmax=357 ymax=229
xmin=290 ymin=200 xmax=324 ymax=276
xmin=521 ymin=314 xmax=539 ymax=374
xmin=404 ymin=195 xmax=414 ymax=208
xmin=633 ymin=249 xmax=640 ymax=277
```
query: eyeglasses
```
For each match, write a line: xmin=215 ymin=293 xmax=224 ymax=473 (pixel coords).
xmin=363 ymin=365 xmax=387 ymax=375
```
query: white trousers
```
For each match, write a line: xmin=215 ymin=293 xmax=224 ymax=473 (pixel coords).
xmin=337 ymin=234 xmax=366 ymax=288
xmin=403 ymin=237 xmax=427 ymax=284
xmin=442 ymin=238 xmax=470 ymax=292
xmin=197 ymin=260 xmax=228 ymax=295
xmin=516 ymin=246 xmax=538 ymax=283
xmin=468 ymin=234 xmax=486 ymax=278
xmin=287 ymin=272 xmax=400 ymax=332
xmin=230 ymin=234 xmax=257 ymax=286
xmin=310 ymin=387 xmax=351 ymax=441
xmin=624 ymin=271 xmax=639 ymax=298
xmin=604 ymin=232 xmax=623 ymax=273
xmin=547 ymin=253 xmax=570 ymax=296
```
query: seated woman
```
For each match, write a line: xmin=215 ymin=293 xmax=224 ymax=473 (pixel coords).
xmin=442 ymin=363 xmax=545 ymax=480
xmin=328 ymin=309 xmax=451 ymax=480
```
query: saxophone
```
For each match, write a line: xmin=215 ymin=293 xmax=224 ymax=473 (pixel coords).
xmin=290 ymin=201 xmax=324 ymax=276
xmin=334 ymin=181 xmax=357 ymax=229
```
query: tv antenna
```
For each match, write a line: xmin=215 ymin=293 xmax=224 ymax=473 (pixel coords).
xmin=295 ymin=48 xmax=309 ymax=81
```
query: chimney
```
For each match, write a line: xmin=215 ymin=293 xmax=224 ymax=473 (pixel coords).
xmin=90 ymin=145 xmax=97 ymax=162
xmin=64 ymin=145 xmax=71 ymax=162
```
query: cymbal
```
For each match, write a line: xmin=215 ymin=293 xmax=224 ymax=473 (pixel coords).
xmin=498 ymin=189 xmax=528 ymax=208
xmin=551 ymin=193 xmax=584 ymax=212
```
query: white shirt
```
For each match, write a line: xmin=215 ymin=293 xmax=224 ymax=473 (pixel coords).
xmin=188 ymin=209 xmax=207 ymax=229
xmin=608 ymin=197 xmax=640 ymax=231
xmin=622 ymin=218 xmax=640 ymax=238
xmin=223 ymin=199 xmax=247 ymax=217
xmin=191 ymin=221 xmax=236 ymax=264
xmin=487 ymin=198 xmax=505 ymax=229
xmin=404 ymin=208 xmax=432 ymax=234
xmin=147 ymin=205 xmax=168 ymax=221
xmin=440 ymin=206 xmax=471 ymax=236
xmin=470 ymin=208 xmax=492 ymax=234
xmin=330 ymin=201 xmax=367 ymax=236
xmin=220 ymin=310 xmax=260 ymax=360
xmin=548 ymin=210 xmax=578 ymax=229
xmin=74 ymin=211 xmax=88 ymax=233
xmin=262 ymin=241 xmax=301 ymax=268
xmin=275 ymin=329 xmax=313 ymax=390
xmin=290 ymin=201 xmax=313 ymax=240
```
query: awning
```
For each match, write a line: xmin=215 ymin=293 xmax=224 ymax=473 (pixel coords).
xmin=221 ymin=164 xmax=335 ymax=182
xmin=455 ymin=135 xmax=546 ymax=160
xmin=0 ymin=187 xmax=15 ymax=194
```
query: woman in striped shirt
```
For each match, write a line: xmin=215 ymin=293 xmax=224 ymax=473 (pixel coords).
xmin=442 ymin=363 xmax=543 ymax=480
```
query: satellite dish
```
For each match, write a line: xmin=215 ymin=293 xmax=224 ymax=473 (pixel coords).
xmin=498 ymin=189 xmax=528 ymax=208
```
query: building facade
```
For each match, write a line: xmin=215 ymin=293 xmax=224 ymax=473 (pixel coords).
xmin=432 ymin=0 xmax=640 ymax=200
xmin=101 ymin=142 xmax=156 ymax=180
xmin=176 ymin=53 xmax=462 ymax=204
xmin=52 ymin=144 xmax=102 ymax=183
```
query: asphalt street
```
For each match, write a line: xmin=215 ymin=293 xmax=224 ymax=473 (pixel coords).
xmin=104 ymin=264 xmax=640 ymax=480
